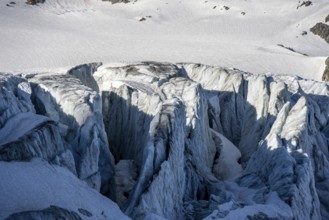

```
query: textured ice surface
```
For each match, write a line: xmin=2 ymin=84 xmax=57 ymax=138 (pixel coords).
xmin=1 ymin=62 xmax=329 ymax=219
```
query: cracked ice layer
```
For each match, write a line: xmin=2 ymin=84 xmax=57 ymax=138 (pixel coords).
xmin=1 ymin=62 xmax=329 ymax=219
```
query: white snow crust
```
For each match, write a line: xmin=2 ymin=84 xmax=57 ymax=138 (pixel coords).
xmin=1 ymin=0 xmax=329 ymax=80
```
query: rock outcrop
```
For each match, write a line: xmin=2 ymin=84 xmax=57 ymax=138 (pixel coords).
xmin=26 ymin=0 xmax=45 ymax=5
xmin=322 ymin=57 xmax=329 ymax=81
xmin=310 ymin=22 xmax=329 ymax=43
xmin=102 ymin=0 xmax=130 ymax=3
xmin=25 ymin=0 xmax=130 ymax=6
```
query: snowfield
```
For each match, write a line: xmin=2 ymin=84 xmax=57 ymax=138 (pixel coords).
xmin=1 ymin=0 xmax=329 ymax=80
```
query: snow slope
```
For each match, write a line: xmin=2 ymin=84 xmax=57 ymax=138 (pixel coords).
xmin=1 ymin=0 xmax=329 ymax=80
xmin=0 ymin=159 xmax=129 ymax=220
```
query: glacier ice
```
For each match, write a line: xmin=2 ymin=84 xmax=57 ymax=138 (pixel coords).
xmin=1 ymin=62 xmax=329 ymax=219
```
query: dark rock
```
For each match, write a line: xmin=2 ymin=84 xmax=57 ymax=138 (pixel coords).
xmin=5 ymin=206 xmax=82 ymax=220
xmin=139 ymin=17 xmax=146 ymax=22
xmin=301 ymin=31 xmax=307 ymax=36
xmin=304 ymin=1 xmax=312 ymax=6
xmin=297 ymin=1 xmax=312 ymax=9
xmin=241 ymin=12 xmax=246 ymax=15
xmin=326 ymin=57 xmax=329 ymax=66
xmin=102 ymin=0 xmax=130 ymax=4
xmin=277 ymin=44 xmax=308 ymax=56
xmin=326 ymin=15 xmax=329 ymax=23
xmin=310 ymin=22 xmax=329 ymax=43
xmin=26 ymin=0 xmax=45 ymax=5
xmin=322 ymin=57 xmax=329 ymax=81
xmin=223 ymin=6 xmax=230 ymax=10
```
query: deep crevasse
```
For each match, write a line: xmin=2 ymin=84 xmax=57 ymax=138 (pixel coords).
xmin=0 ymin=62 xmax=329 ymax=219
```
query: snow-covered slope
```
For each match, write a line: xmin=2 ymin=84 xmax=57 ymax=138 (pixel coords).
xmin=0 ymin=159 xmax=129 ymax=220
xmin=1 ymin=0 xmax=329 ymax=80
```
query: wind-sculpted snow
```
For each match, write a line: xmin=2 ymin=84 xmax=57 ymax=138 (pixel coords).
xmin=1 ymin=62 xmax=329 ymax=219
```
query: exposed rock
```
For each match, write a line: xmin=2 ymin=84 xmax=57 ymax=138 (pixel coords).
xmin=102 ymin=0 xmax=130 ymax=4
xmin=5 ymin=206 xmax=82 ymax=220
xmin=297 ymin=1 xmax=312 ymax=9
xmin=26 ymin=0 xmax=131 ymax=5
xmin=322 ymin=57 xmax=329 ymax=81
xmin=310 ymin=22 xmax=329 ymax=43
xmin=304 ymin=1 xmax=312 ymax=6
xmin=277 ymin=44 xmax=308 ymax=56
xmin=26 ymin=0 xmax=45 ymax=5
xmin=326 ymin=14 xmax=329 ymax=23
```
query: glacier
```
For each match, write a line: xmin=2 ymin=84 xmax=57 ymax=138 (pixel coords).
xmin=0 ymin=62 xmax=329 ymax=219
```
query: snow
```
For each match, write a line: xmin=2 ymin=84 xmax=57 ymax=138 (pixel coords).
xmin=0 ymin=159 xmax=130 ymax=220
xmin=1 ymin=0 xmax=329 ymax=80
xmin=0 ymin=112 xmax=52 ymax=146
xmin=205 ymin=183 xmax=293 ymax=220
xmin=211 ymin=130 xmax=242 ymax=180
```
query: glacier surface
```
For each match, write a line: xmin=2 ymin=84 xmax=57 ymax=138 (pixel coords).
xmin=1 ymin=62 xmax=329 ymax=219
